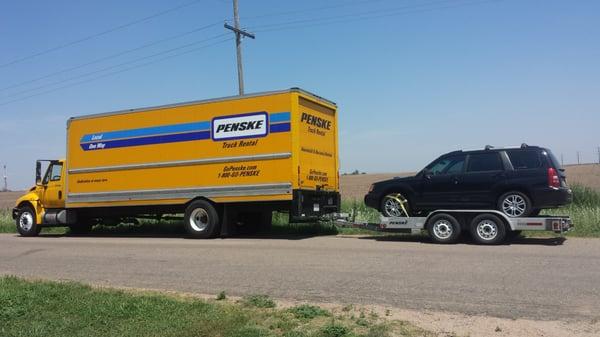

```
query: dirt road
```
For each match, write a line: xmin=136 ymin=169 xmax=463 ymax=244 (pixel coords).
xmin=1 ymin=234 xmax=598 ymax=322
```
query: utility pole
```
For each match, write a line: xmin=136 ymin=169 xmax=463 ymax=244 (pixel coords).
xmin=597 ymin=146 xmax=600 ymax=165
xmin=2 ymin=165 xmax=7 ymax=192
xmin=577 ymin=151 xmax=581 ymax=165
xmin=560 ymin=153 xmax=564 ymax=166
xmin=224 ymin=0 xmax=255 ymax=95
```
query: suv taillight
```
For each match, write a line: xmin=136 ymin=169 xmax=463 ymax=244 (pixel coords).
xmin=548 ymin=167 xmax=560 ymax=189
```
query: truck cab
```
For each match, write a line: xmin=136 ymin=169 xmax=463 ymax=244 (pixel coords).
xmin=13 ymin=159 xmax=69 ymax=236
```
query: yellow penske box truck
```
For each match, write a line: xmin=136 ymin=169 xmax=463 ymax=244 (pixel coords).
xmin=13 ymin=88 xmax=340 ymax=238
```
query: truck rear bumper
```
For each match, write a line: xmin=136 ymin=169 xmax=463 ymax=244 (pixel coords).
xmin=291 ymin=189 xmax=340 ymax=222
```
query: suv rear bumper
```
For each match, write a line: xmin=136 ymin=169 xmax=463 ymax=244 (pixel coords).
xmin=12 ymin=207 xmax=19 ymax=220
xmin=533 ymin=187 xmax=573 ymax=208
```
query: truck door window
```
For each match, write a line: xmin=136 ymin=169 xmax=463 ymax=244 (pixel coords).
xmin=50 ymin=164 xmax=63 ymax=181
xmin=43 ymin=164 xmax=63 ymax=184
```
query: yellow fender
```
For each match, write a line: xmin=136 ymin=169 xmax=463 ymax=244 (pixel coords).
xmin=15 ymin=191 xmax=45 ymax=224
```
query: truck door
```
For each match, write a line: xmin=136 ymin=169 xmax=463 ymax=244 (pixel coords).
xmin=42 ymin=162 xmax=65 ymax=209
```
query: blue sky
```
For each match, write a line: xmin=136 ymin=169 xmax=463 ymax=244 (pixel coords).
xmin=1 ymin=0 xmax=599 ymax=189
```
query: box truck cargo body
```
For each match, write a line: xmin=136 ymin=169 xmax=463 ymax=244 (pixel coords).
xmin=13 ymin=88 xmax=340 ymax=238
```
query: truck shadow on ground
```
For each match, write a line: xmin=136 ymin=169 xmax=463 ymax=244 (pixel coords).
xmin=357 ymin=234 xmax=567 ymax=246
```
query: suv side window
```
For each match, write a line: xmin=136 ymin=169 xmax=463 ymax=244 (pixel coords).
xmin=426 ymin=155 xmax=466 ymax=175
xmin=467 ymin=153 xmax=503 ymax=172
xmin=507 ymin=150 xmax=542 ymax=170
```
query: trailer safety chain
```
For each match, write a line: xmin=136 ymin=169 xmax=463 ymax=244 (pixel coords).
xmin=387 ymin=193 xmax=410 ymax=218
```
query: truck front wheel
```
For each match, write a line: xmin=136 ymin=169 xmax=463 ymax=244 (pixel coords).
xmin=16 ymin=206 xmax=41 ymax=237
xmin=184 ymin=200 xmax=221 ymax=239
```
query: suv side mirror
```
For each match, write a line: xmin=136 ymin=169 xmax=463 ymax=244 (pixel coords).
xmin=422 ymin=169 xmax=433 ymax=179
xmin=35 ymin=161 xmax=42 ymax=185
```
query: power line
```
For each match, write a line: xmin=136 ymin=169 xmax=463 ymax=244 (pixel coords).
xmin=251 ymin=0 xmax=500 ymax=32
xmin=0 ymin=38 xmax=232 ymax=107
xmin=1 ymin=33 xmax=230 ymax=101
xmin=0 ymin=22 xmax=221 ymax=93
xmin=241 ymin=0 xmax=392 ymax=21
xmin=0 ymin=0 xmax=205 ymax=69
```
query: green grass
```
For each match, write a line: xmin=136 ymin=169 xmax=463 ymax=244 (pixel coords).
xmin=539 ymin=184 xmax=600 ymax=237
xmin=0 ymin=276 xmax=432 ymax=337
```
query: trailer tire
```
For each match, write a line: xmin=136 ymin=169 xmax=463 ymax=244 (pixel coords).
xmin=16 ymin=206 xmax=41 ymax=237
xmin=470 ymin=214 xmax=506 ymax=245
xmin=184 ymin=200 xmax=220 ymax=239
xmin=426 ymin=213 xmax=461 ymax=244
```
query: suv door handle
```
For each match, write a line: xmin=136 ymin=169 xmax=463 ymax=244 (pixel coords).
xmin=452 ymin=177 xmax=459 ymax=184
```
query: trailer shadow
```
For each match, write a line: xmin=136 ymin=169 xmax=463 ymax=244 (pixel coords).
xmin=357 ymin=234 xmax=567 ymax=246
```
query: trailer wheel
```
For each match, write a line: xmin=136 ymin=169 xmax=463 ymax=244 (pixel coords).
xmin=470 ymin=214 xmax=506 ymax=245
xmin=16 ymin=206 xmax=41 ymax=237
xmin=426 ymin=213 xmax=461 ymax=244
xmin=184 ymin=200 xmax=220 ymax=239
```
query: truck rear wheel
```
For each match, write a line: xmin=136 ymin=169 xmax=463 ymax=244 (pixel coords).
xmin=470 ymin=214 xmax=507 ymax=245
xmin=426 ymin=213 xmax=461 ymax=244
xmin=16 ymin=206 xmax=41 ymax=237
xmin=184 ymin=200 xmax=220 ymax=239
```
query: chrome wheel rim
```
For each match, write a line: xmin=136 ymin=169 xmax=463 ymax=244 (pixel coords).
xmin=383 ymin=197 xmax=404 ymax=217
xmin=19 ymin=212 xmax=34 ymax=232
xmin=476 ymin=220 xmax=498 ymax=240
xmin=502 ymin=194 xmax=526 ymax=217
xmin=432 ymin=219 xmax=453 ymax=239
xmin=189 ymin=208 xmax=209 ymax=232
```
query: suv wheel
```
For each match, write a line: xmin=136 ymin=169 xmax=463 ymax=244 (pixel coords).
xmin=497 ymin=191 xmax=532 ymax=218
xmin=380 ymin=193 xmax=410 ymax=217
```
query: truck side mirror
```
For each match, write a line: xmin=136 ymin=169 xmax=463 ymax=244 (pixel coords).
xmin=36 ymin=161 xmax=42 ymax=185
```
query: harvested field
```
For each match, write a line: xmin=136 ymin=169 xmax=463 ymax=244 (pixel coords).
xmin=0 ymin=191 xmax=21 ymax=210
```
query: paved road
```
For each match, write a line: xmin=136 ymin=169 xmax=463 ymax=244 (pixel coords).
xmin=1 ymin=234 xmax=598 ymax=321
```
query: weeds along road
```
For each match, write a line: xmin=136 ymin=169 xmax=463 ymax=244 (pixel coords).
xmin=1 ymin=234 xmax=599 ymax=321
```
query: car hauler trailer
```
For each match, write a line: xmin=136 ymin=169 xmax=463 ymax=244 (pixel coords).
xmin=13 ymin=88 xmax=340 ymax=238
xmin=335 ymin=210 xmax=572 ymax=244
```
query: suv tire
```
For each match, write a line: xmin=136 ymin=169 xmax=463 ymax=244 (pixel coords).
xmin=497 ymin=191 xmax=532 ymax=218
xmin=380 ymin=193 xmax=410 ymax=217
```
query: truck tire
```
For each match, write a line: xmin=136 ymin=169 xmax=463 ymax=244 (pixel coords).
xmin=16 ymin=206 xmax=41 ymax=237
xmin=470 ymin=214 xmax=507 ymax=245
xmin=426 ymin=213 xmax=461 ymax=244
xmin=184 ymin=200 xmax=221 ymax=239
xmin=497 ymin=191 xmax=532 ymax=218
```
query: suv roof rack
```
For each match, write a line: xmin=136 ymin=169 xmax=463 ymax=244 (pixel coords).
xmin=483 ymin=143 xmax=530 ymax=151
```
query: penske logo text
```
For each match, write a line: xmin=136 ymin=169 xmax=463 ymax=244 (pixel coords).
xmin=301 ymin=112 xmax=331 ymax=130
xmin=212 ymin=112 xmax=268 ymax=141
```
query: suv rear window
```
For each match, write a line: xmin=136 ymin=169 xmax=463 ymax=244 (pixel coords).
xmin=467 ymin=153 xmax=503 ymax=172
xmin=507 ymin=150 xmax=542 ymax=170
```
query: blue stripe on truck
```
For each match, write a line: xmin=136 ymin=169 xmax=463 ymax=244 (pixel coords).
xmin=80 ymin=112 xmax=291 ymax=151
xmin=80 ymin=131 xmax=211 ymax=151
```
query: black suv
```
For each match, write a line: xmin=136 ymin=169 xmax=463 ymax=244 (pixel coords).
xmin=364 ymin=145 xmax=572 ymax=218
